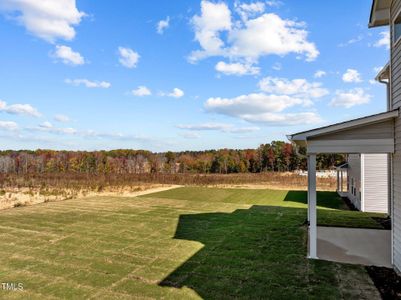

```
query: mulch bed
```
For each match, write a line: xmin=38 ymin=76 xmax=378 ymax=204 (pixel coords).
xmin=366 ymin=266 xmax=401 ymax=299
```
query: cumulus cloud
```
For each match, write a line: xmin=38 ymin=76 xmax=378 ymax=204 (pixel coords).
xmin=167 ymin=88 xmax=184 ymax=98
xmin=177 ymin=122 xmax=260 ymax=133
xmin=204 ymin=92 xmax=322 ymax=125
xmin=157 ymin=17 xmax=170 ymax=34
xmin=0 ymin=120 xmax=18 ymax=131
xmin=189 ymin=1 xmax=318 ymax=64
xmin=342 ymin=69 xmax=362 ymax=83
xmin=65 ymin=78 xmax=111 ymax=88
xmin=118 ymin=47 xmax=140 ymax=68
xmin=54 ymin=114 xmax=70 ymax=122
xmin=205 ymin=93 xmax=303 ymax=115
xmin=52 ymin=45 xmax=85 ymax=65
xmin=132 ymin=86 xmax=151 ymax=96
xmin=330 ymin=88 xmax=371 ymax=108
xmin=314 ymin=70 xmax=326 ymax=78
xmin=258 ymin=77 xmax=329 ymax=99
xmin=0 ymin=100 xmax=41 ymax=117
xmin=374 ymin=31 xmax=390 ymax=49
xmin=235 ymin=2 xmax=266 ymax=21
xmin=215 ymin=61 xmax=260 ymax=76
xmin=0 ymin=0 xmax=86 ymax=42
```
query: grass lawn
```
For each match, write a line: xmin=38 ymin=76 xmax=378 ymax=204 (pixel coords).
xmin=0 ymin=187 xmax=385 ymax=299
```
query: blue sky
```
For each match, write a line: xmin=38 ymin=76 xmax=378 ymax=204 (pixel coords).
xmin=0 ymin=0 xmax=390 ymax=151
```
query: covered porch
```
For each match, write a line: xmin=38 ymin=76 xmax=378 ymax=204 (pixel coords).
xmin=288 ymin=109 xmax=397 ymax=264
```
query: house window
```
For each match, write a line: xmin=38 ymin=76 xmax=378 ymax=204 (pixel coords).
xmin=394 ymin=11 xmax=401 ymax=44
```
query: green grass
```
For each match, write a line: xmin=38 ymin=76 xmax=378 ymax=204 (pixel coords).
xmin=0 ymin=187 xmax=384 ymax=299
xmin=145 ymin=187 xmax=386 ymax=229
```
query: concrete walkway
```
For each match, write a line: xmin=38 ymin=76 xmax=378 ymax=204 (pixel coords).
xmin=317 ymin=226 xmax=391 ymax=267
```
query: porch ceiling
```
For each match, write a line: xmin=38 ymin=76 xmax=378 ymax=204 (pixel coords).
xmin=288 ymin=110 xmax=398 ymax=154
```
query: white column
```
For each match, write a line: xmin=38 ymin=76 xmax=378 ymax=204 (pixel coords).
xmin=307 ymin=156 xmax=310 ymax=222
xmin=337 ymin=170 xmax=340 ymax=192
xmin=340 ymin=170 xmax=344 ymax=193
xmin=308 ymin=153 xmax=318 ymax=259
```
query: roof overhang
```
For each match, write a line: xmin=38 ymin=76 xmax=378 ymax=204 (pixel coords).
xmin=369 ymin=0 xmax=391 ymax=28
xmin=287 ymin=109 xmax=398 ymax=154
xmin=376 ymin=62 xmax=390 ymax=82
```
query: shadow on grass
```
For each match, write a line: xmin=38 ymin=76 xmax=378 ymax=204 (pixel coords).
xmin=284 ymin=191 xmax=348 ymax=210
xmin=159 ymin=205 xmax=344 ymax=299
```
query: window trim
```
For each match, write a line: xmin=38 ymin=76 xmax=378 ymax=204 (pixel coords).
xmin=393 ymin=7 xmax=401 ymax=46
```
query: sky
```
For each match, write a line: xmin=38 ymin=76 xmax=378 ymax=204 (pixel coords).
xmin=0 ymin=0 xmax=391 ymax=151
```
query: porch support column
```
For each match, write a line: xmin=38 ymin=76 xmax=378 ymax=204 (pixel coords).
xmin=337 ymin=170 xmax=340 ymax=192
xmin=340 ymin=170 xmax=344 ymax=193
xmin=307 ymin=156 xmax=310 ymax=222
xmin=308 ymin=153 xmax=318 ymax=259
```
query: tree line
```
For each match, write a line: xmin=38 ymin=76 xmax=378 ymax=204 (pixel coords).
xmin=0 ymin=141 xmax=345 ymax=175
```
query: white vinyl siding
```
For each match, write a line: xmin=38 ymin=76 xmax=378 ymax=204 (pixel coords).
xmin=391 ymin=0 xmax=401 ymax=272
xmin=346 ymin=154 xmax=361 ymax=210
xmin=362 ymin=154 xmax=389 ymax=213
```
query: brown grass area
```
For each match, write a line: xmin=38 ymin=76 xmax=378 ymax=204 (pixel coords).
xmin=0 ymin=172 xmax=336 ymax=210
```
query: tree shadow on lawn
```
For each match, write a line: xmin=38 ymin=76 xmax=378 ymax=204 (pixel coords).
xmin=284 ymin=191 xmax=348 ymax=210
xmin=159 ymin=205 xmax=351 ymax=299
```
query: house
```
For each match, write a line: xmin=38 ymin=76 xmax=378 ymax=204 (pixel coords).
xmin=336 ymin=154 xmax=389 ymax=213
xmin=287 ymin=0 xmax=401 ymax=271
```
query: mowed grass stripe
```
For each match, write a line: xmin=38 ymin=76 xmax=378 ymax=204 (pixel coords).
xmin=0 ymin=187 xmax=383 ymax=299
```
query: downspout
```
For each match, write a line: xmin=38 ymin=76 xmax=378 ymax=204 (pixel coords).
xmin=377 ymin=78 xmax=390 ymax=111
xmin=377 ymin=78 xmax=392 ymax=218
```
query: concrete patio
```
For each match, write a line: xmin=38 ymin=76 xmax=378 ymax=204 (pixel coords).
xmin=317 ymin=226 xmax=391 ymax=267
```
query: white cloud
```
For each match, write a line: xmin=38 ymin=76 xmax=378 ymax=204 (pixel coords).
xmin=0 ymin=120 xmax=18 ymax=131
xmin=314 ymin=70 xmax=326 ymax=78
xmin=54 ymin=114 xmax=70 ymax=122
xmin=118 ymin=47 xmax=140 ymax=68
xmin=258 ymin=77 xmax=329 ymax=98
xmin=65 ymin=78 xmax=111 ymax=88
xmin=132 ymin=86 xmax=151 ymax=96
xmin=373 ymin=66 xmax=383 ymax=73
xmin=342 ymin=69 xmax=362 ymax=83
xmin=237 ymin=112 xmax=321 ymax=125
xmin=235 ymin=2 xmax=265 ymax=21
xmin=266 ymin=0 xmax=283 ymax=7
xmin=33 ymin=123 xmax=77 ymax=135
xmin=167 ymin=88 xmax=184 ymax=98
xmin=0 ymin=100 xmax=41 ymax=117
xmin=330 ymin=88 xmax=371 ymax=108
xmin=0 ymin=0 xmax=85 ymax=42
xmin=189 ymin=1 xmax=318 ymax=64
xmin=179 ymin=132 xmax=201 ymax=139
xmin=374 ymin=31 xmax=390 ymax=49
xmin=204 ymin=92 xmax=322 ymax=125
xmin=272 ymin=62 xmax=282 ymax=71
xmin=205 ymin=93 xmax=303 ymax=115
xmin=52 ymin=45 xmax=85 ymax=65
xmin=157 ymin=16 xmax=170 ymax=34
xmin=190 ymin=1 xmax=232 ymax=61
xmin=215 ymin=61 xmax=260 ymax=76
xmin=338 ymin=35 xmax=363 ymax=47
xmin=177 ymin=122 xmax=260 ymax=133
xmin=39 ymin=121 xmax=53 ymax=129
